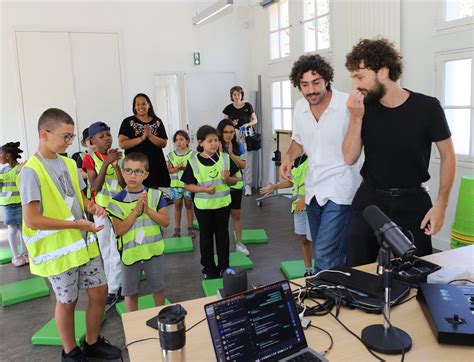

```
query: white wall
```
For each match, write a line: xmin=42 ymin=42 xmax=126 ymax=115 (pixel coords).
xmin=1 ymin=1 xmax=251 ymax=150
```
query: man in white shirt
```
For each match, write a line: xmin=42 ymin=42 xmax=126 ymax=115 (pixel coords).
xmin=280 ymin=55 xmax=362 ymax=273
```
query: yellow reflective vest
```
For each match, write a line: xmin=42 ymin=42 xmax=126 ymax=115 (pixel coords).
xmin=92 ymin=152 xmax=122 ymax=207
xmin=0 ymin=164 xmax=21 ymax=205
xmin=168 ymin=150 xmax=194 ymax=188
xmin=20 ymin=155 xmax=99 ymax=277
xmin=107 ymin=188 xmax=164 ymax=266
xmin=291 ymin=156 xmax=309 ymax=213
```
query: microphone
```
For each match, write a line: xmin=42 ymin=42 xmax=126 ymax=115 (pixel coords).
xmin=362 ymin=205 xmax=416 ymax=259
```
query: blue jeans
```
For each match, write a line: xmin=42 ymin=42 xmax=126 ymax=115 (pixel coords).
xmin=306 ymin=197 xmax=352 ymax=272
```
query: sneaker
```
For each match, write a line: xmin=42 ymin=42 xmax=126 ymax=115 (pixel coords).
xmin=12 ymin=255 xmax=27 ymax=267
xmin=61 ymin=346 xmax=88 ymax=361
xmin=304 ymin=269 xmax=315 ymax=277
xmin=235 ymin=242 xmax=250 ymax=256
xmin=245 ymin=185 xmax=252 ymax=196
xmin=104 ymin=293 xmax=119 ymax=312
xmin=83 ymin=336 xmax=122 ymax=360
xmin=22 ymin=252 xmax=29 ymax=264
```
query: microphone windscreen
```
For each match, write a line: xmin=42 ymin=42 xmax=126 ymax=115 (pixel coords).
xmin=363 ymin=205 xmax=391 ymax=231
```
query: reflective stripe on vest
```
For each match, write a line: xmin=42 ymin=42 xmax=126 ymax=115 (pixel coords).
xmin=0 ymin=165 xmax=21 ymax=205
xmin=107 ymin=188 xmax=164 ymax=266
xmin=291 ymin=158 xmax=309 ymax=213
xmin=92 ymin=152 xmax=122 ymax=207
xmin=189 ymin=152 xmax=231 ymax=210
xmin=168 ymin=150 xmax=194 ymax=188
xmin=20 ymin=155 xmax=100 ymax=277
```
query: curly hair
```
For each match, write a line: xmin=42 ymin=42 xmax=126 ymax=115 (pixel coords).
xmin=345 ymin=38 xmax=403 ymax=81
xmin=289 ymin=54 xmax=334 ymax=90
xmin=0 ymin=141 xmax=23 ymax=161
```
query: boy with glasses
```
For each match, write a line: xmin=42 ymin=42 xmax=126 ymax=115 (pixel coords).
xmin=106 ymin=152 xmax=169 ymax=312
xmin=82 ymin=121 xmax=126 ymax=310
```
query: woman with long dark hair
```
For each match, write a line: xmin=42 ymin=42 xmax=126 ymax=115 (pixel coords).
xmin=118 ymin=93 xmax=170 ymax=188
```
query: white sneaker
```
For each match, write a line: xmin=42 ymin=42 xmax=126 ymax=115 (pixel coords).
xmin=245 ymin=185 xmax=252 ymax=196
xmin=236 ymin=242 xmax=250 ymax=256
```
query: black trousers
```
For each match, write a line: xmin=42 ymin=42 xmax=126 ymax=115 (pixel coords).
xmin=194 ymin=205 xmax=231 ymax=276
xmin=346 ymin=181 xmax=433 ymax=267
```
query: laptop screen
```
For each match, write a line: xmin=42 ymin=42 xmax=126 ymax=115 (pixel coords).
xmin=204 ymin=280 xmax=307 ymax=361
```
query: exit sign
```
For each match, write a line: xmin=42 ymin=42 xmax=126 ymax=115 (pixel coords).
xmin=193 ymin=52 xmax=200 ymax=65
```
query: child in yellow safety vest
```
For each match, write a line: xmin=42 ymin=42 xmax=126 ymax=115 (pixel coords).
xmin=107 ymin=152 xmax=169 ymax=312
xmin=18 ymin=108 xmax=122 ymax=361
xmin=82 ymin=121 xmax=126 ymax=310
xmin=181 ymin=125 xmax=239 ymax=280
xmin=260 ymin=154 xmax=314 ymax=276
xmin=167 ymin=130 xmax=195 ymax=238
xmin=0 ymin=141 xmax=27 ymax=266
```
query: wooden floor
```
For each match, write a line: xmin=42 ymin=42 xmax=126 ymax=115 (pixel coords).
xmin=0 ymin=192 xmax=306 ymax=361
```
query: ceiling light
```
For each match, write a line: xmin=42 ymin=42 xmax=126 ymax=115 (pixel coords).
xmin=192 ymin=0 xmax=234 ymax=26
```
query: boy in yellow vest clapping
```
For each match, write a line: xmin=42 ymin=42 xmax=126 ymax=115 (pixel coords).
xmin=18 ymin=108 xmax=122 ymax=361
xmin=107 ymin=152 xmax=169 ymax=312
xmin=82 ymin=121 xmax=126 ymax=310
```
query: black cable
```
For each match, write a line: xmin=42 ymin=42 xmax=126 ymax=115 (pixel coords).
xmin=447 ymin=279 xmax=474 ymax=284
xmin=380 ymin=309 xmax=405 ymax=362
xmin=395 ymin=294 xmax=416 ymax=306
xmin=186 ymin=317 xmax=206 ymax=332
xmin=124 ymin=337 xmax=159 ymax=350
xmin=309 ymin=324 xmax=333 ymax=355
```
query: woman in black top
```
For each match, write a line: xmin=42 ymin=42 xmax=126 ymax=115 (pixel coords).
xmin=222 ymin=86 xmax=258 ymax=196
xmin=118 ymin=93 xmax=170 ymax=188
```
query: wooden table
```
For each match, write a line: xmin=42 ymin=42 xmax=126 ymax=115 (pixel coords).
xmin=122 ymin=246 xmax=474 ymax=361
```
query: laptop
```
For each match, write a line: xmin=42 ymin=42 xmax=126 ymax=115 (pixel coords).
xmin=204 ymin=280 xmax=328 ymax=361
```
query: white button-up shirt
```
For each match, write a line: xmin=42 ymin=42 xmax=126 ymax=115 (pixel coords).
xmin=292 ymin=89 xmax=363 ymax=206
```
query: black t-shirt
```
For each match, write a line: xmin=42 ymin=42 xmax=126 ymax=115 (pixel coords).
xmin=222 ymin=102 xmax=254 ymax=129
xmin=180 ymin=152 xmax=239 ymax=185
xmin=119 ymin=115 xmax=170 ymax=188
xmin=361 ymin=90 xmax=451 ymax=189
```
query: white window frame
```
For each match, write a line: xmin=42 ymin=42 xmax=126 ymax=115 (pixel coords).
xmin=268 ymin=0 xmax=291 ymax=61
xmin=302 ymin=0 xmax=331 ymax=54
xmin=435 ymin=49 xmax=474 ymax=162
xmin=271 ymin=78 xmax=293 ymax=132
xmin=436 ymin=0 xmax=473 ymax=31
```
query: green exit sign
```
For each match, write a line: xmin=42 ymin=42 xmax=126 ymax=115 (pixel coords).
xmin=193 ymin=52 xmax=200 ymax=65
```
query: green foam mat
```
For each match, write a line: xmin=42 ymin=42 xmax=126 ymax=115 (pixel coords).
xmin=0 ymin=277 xmax=50 ymax=307
xmin=164 ymin=236 xmax=194 ymax=254
xmin=202 ymin=278 xmax=223 ymax=297
xmin=214 ymin=251 xmax=253 ymax=270
xmin=31 ymin=310 xmax=106 ymax=346
xmin=115 ymin=295 xmax=171 ymax=317
xmin=280 ymin=260 xmax=315 ymax=279
xmin=192 ymin=220 xmax=200 ymax=230
xmin=237 ymin=229 xmax=268 ymax=244
xmin=0 ymin=247 xmax=12 ymax=264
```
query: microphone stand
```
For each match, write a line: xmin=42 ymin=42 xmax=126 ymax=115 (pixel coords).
xmin=361 ymin=234 xmax=412 ymax=354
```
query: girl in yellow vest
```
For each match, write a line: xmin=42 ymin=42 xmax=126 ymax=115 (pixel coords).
xmin=82 ymin=121 xmax=126 ymax=310
xmin=0 ymin=142 xmax=27 ymax=266
xmin=260 ymin=154 xmax=314 ymax=276
xmin=167 ymin=130 xmax=195 ymax=238
xmin=217 ymin=119 xmax=250 ymax=257
xmin=181 ymin=125 xmax=238 ymax=279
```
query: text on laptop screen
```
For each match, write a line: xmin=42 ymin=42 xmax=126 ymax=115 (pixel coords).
xmin=205 ymin=281 xmax=307 ymax=361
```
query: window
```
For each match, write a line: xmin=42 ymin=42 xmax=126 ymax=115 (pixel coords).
xmin=269 ymin=0 xmax=290 ymax=60
xmin=271 ymin=80 xmax=292 ymax=131
xmin=437 ymin=51 xmax=474 ymax=159
xmin=303 ymin=0 xmax=330 ymax=53
xmin=445 ymin=0 xmax=473 ymax=22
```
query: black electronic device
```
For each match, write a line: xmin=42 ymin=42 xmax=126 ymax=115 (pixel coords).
xmin=417 ymin=283 xmax=474 ymax=346
xmin=219 ymin=267 xmax=247 ymax=298
xmin=204 ymin=280 xmax=328 ymax=362
xmin=391 ymin=257 xmax=441 ymax=286
xmin=306 ymin=266 xmax=410 ymax=313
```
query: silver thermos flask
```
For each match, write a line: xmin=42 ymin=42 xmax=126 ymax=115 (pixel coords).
xmin=157 ymin=304 xmax=187 ymax=361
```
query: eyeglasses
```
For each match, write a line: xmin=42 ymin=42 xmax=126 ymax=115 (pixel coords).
xmin=123 ymin=168 xmax=146 ymax=176
xmin=46 ymin=130 xmax=76 ymax=143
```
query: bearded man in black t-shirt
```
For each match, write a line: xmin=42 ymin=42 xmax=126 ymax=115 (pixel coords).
xmin=342 ymin=38 xmax=456 ymax=266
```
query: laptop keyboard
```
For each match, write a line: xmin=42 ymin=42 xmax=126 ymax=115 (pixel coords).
xmin=287 ymin=351 xmax=323 ymax=361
